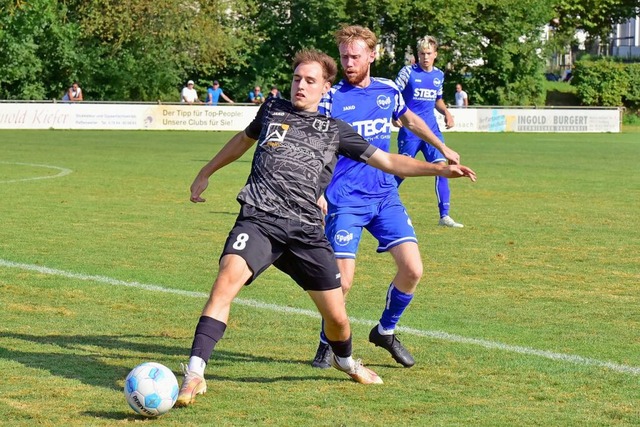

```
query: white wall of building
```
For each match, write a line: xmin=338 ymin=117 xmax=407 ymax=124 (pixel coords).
xmin=611 ymin=15 xmax=640 ymax=58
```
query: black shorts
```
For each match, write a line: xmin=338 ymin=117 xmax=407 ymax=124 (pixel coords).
xmin=220 ymin=204 xmax=341 ymax=292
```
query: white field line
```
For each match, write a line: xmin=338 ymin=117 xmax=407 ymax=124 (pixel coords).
xmin=0 ymin=162 xmax=73 ymax=183
xmin=1 ymin=258 xmax=638 ymax=376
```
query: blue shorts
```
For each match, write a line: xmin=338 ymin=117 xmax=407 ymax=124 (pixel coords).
xmin=325 ymin=194 xmax=417 ymax=259
xmin=398 ymin=133 xmax=446 ymax=163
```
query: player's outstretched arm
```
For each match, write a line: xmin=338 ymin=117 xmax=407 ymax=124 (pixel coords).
xmin=190 ymin=131 xmax=256 ymax=203
xmin=399 ymin=109 xmax=460 ymax=164
xmin=367 ymin=149 xmax=476 ymax=182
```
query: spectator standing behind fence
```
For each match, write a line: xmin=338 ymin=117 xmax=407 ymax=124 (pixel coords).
xmin=248 ymin=86 xmax=265 ymax=104
xmin=266 ymin=85 xmax=282 ymax=100
xmin=62 ymin=82 xmax=83 ymax=102
xmin=181 ymin=80 xmax=202 ymax=104
xmin=455 ymin=83 xmax=468 ymax=107
xmin=206 ymin=80 xmax=234 ymax=105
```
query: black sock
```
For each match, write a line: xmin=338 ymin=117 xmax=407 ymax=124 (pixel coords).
xmin=190 ymin=316 xmax=227 ymax=362
xmin=326 ymin=335 xmax=352 ymax=358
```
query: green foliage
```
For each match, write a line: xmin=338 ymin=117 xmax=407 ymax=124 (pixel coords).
xmin=572 ymin=59 xmax=631 ymax=107
xmin=242 ymin=0 xmax=347 ymax=100
xmin=622 ymin=110 xmax=640 ymax=125
xmin=463 ymin=1 xmax=553 ymax=106
xmin=553 ymin=0 xmax=640 ymax=47
xmin=3 ymin=0 xmax=634 ymax=105
xmin=371 ymin=0 xmax=554 ymax=106
xmin=0 ymin=0 xmax=81 ymax=100
xmin=623 ymin=62 xmax=640 ymax=109
xmin=0 ymin=0 xmax=258 ymax=102
xmin=73 ymin=0 xmax=259 ymax=101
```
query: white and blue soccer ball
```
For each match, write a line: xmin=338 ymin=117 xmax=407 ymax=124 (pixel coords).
xmin=124 ymin=362 xmax=179 ymax=417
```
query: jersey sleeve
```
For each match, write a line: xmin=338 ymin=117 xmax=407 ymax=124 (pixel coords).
xmin=392 ymin=81 xmax=407 ymax=121
xmin=335 ymin=119 xmax=378 ymax=162
xmin=244 ymin=101 xmax=269 ymax=139
xmin=395 ymin=65 xmax=411 ymax=92
xmin=318 ymin=91 xmax=333 ymax=117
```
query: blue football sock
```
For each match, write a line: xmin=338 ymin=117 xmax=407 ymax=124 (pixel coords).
xmin=435 ymin=176 xmax=451 ymax=218
xmin=319 ymin=319 xmax=327 ymax=344
xmin=379 ymin=283 xmax=414 ymax=332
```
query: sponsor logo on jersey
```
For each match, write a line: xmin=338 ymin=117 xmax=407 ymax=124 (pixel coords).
xmin=415 ymin=78 xmax=422 ymax=83
xmin=312 ymin=118 xmax=330 ymax=132
xmin=261 ymin=123 xmax=287 ymax=147
xmin=334 ymin=229 xmax=354 ymax=246
xmin=273 ymin=111 xmax=285 ymax=116
xmin=413 ymin=88 xmax=438 ymax=99
xmin=343 ymin=105 xmax=356 ymax=111
xmin=351 ymin=118 xmax=392 ymax=138
xmin=376 ymin=95 xmax=392 ymax=110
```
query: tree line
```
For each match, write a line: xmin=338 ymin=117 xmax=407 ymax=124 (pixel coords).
xmin=1 ymin=0 xmax=637 ymax=105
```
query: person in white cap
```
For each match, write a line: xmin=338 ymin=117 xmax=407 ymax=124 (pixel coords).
xmin=181 ymin=80 xmax=201 ymax=104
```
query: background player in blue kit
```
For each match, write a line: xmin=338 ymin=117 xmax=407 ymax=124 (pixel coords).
xmin=395 ymin=36 xmax=463 ymax=228
xmin=311 ymin=25 xmax=462 ymax=369
xmin=176 ymin=48 xmax=477 ymax=406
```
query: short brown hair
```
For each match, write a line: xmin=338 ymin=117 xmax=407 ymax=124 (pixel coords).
xmin=334 ymin=25 xmax=377 ymax=51
xmin=292 ymin=49 xmax=338 ymax=83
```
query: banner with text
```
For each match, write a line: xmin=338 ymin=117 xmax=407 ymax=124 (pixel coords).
xmin=0 ymin=103 xmax=259 ymax=131
xmin=436 ymin=108 xmax=620 ymax=133
xmin=0 ymin=103 xmax=621 ymax=133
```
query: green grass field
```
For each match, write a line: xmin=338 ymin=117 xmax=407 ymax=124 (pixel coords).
xmin=1 ymin=129 xmax=638 ymax=426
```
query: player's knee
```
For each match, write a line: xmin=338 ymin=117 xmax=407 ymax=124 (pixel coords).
xmin=402 ymin=262 xmax=423 ymax=284
xmin=324 ymin=314 xmax=349 ymax=334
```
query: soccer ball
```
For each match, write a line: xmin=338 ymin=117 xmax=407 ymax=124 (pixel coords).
xmin=124 ymin=362 xmax=179 ymax=417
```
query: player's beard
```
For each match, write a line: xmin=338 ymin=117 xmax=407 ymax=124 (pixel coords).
xmin=343 ymin=66 xmax=368 ymax=86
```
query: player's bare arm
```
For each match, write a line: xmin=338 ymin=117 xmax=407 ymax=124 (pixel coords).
xmin=399 ymin=109 xmax=460 ymax=164
xmin=367 ymin=148 xmax=476 ymax=182
xmin=317 ymin=194 xmax=328 ymax=216
xmin=190 ymin=131 xmax=257 ymax=203
xmin=436 ymin=99 xmax=454 ymax=129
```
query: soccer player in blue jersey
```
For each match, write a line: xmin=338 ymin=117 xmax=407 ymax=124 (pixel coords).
xmin=395 ymin=36 xmax=463 ymax=228
xmin=311 ymin=25 xmax=462 ymax=369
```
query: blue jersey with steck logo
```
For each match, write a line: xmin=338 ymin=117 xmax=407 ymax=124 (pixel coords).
xmin=318 ymin=78 xmax=407 ymax=207
xmin=395 ymin=64 xmax=444 ymax=142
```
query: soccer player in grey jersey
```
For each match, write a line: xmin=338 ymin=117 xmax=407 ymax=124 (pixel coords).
xmin=176 ymin=49 xmax=476 ymax=407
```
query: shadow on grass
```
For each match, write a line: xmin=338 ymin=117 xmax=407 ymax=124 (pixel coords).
xmin=545 ymin=89 xmax=579 ymax=106
xmin=0 ymin=332 xmax=339 ymax=392
xmin=206 ymin=210 xmax=238 ymax=215
xmin=80 ymin=411 xmax=137 ymax=421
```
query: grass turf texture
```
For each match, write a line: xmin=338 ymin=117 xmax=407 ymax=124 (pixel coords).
xmin=0 ymin=130 xmax=638 ymax=426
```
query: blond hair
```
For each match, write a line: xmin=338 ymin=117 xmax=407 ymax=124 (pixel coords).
xmin=334 ymin=25 xmax=377 ymax=51
xmin=292 ymin=49 xmax=338 ymax=83
xmin=417 ymin=35 xmax=438 ymax=52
